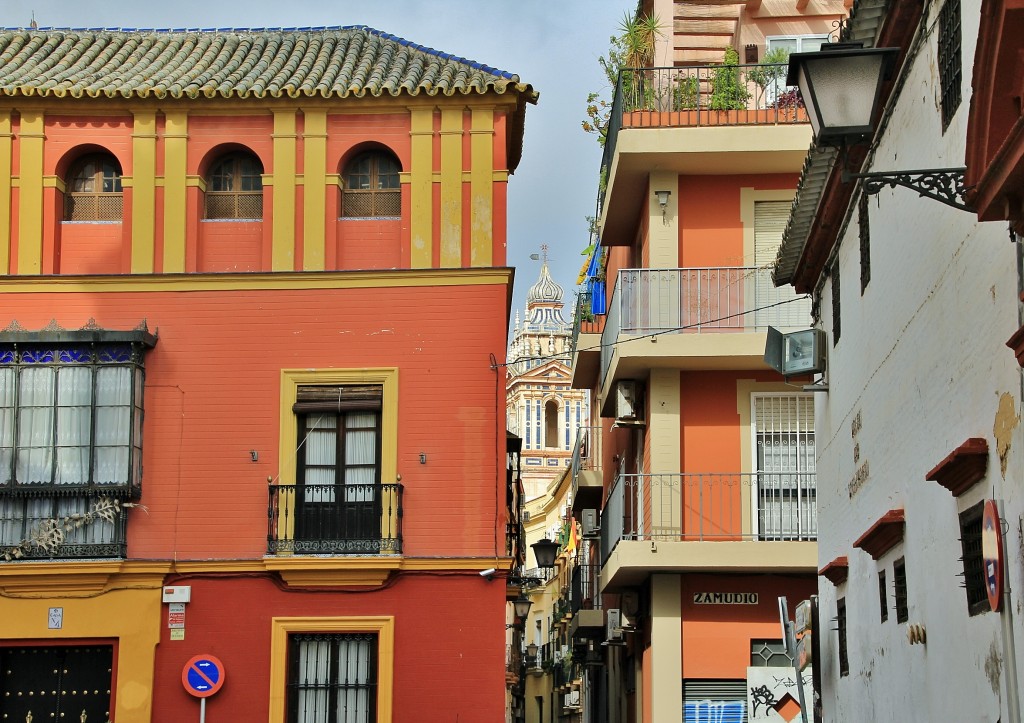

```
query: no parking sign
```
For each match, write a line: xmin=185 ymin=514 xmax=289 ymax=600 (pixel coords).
xmin=182 ymin=654 xmax=225 ymax=722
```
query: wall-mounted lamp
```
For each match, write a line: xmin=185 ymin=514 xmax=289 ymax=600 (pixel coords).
xmin=787 ymin=42 xmax=971 ymax=212
xmin=654 ymin=190 xmax=671 ymax=209
xmin=531 ymin=537 xmax=559 ymax=569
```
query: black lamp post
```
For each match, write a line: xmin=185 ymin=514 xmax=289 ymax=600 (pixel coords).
xmin=786 ymin=41 xmax=971 ymax=212
xmin=531 ymin=537 xmax=559 ymax=569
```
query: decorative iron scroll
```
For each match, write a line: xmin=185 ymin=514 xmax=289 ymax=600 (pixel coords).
xmin=851 ymin=168 xmax=973 ymax=212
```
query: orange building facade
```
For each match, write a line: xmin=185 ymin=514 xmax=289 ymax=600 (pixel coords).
xmin=0 ymin=26 xmax=535 ymax=722
xmin=564 ymin=2 xmax=844 ymax=721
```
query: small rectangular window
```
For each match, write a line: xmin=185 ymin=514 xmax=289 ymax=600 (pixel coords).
xmin=837 ymin=597 xmax=849 ymax=677
xmin=894 ymin=557 xmax=909 ymax=623
xmin=831 ymin=261 xmax=841 ymax=345
xmin=859 ymin=194 xmax=870 ymax=293
xmin=959 ymin=502 xmax=988 ymax=615
xmin=938 ymin=0 xmax=962 ymax=130
xmin=878 ymin=570 xmax=888 ymax=622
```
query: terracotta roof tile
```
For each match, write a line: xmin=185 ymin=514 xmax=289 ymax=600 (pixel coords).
xmin=0 ymin=25 xmax=537 ymax=102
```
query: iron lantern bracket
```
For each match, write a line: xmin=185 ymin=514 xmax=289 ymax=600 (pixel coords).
xmin=842 ymin=166 xmax=973 ymax=212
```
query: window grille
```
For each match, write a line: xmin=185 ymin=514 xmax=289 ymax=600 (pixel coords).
xmin=753 ymin=394 xmax=816 ymax=541
xmin=205 ymin=152 xmax=264 ymax=219
xmin=893 ymin=557 xmax=909 ymax=623
xmin=341 ymin=151 xmax=401 ymax=218
xmin=959 ymin=502 xmax=988 ymax=615
xmin=938 ymin=0 xmax=962 ymax=130
xmin=288 ymin=633 xmax=377 ymax=723
xmin=859 ymin=194 xmax=870 ymax=293
xmin=878 ymin=570 xmax=888 ymax=622
xmin=837 ymin=597 xmax=849 ymax=677
xmin=750 ymin=639 xmax=793 ymax=667
xmin=65 ymin=154 xmax=123 ymax=221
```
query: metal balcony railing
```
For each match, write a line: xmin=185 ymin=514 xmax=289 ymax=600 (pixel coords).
xmin=267 ymin=482 xmax=403 ymax=555
xmin=570 ymin=290 xmax=606 ymax=357
xmin=598 ymin=63 xmax=806 ymax=215
xmin=600 ymin=267 xmax=811 ymax=384
xmin=570 ymin=563 xmax=602 ymax=613
xmin=570 ymin=426 xmax=601 ymax=490
xmin=600 ymin=472 xmax=816 ymax=565
xmin=0 ymin=490 xmax=129 ymax=559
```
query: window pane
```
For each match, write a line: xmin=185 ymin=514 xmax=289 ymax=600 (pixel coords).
xmin=96 ymin=367 xmax=131 ymax=405
xmin=93 ymin=446 xmax=129 ymax=485
xmin=0 ymin=369 xmax=13 ymax=482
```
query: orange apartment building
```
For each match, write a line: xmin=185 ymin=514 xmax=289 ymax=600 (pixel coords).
xmin=0 ymin=26 xmax=535 ymax=722
xmin=566 ymin=2 xmax=844 ymax=721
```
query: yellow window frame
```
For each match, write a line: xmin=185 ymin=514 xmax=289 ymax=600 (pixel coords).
xmin=268 ymin=615 xmax=394 ymax=722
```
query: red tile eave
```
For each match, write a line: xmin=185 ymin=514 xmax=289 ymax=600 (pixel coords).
xmin=818 ymin=556 xmax=849 ymax=586
xmin=790 ymin=0 xmax=927 ymax=295
xmin=853 ymin=509 xmax=905 ymax=560
xmin=925 ymin=437 xmax=989 ymax=496
xmin=1007 ymin=322 xmax=1024 ymax=366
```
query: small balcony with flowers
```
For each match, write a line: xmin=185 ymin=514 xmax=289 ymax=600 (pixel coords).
xmin=598 ymin=60 xmax=813 ymax=248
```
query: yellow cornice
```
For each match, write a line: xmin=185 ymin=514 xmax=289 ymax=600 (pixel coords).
xmin=0 ymin=267 xmax=514 ymax=293
xmin=0 ymin=560 xmax=172 ymax=595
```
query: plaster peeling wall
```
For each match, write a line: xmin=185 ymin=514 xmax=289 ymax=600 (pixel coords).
xmin=812 ymin=2 xmax=1023 ymax=721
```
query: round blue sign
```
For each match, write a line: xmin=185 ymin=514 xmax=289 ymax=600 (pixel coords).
xmin=182 ymin=654 xmax=225 ymax=698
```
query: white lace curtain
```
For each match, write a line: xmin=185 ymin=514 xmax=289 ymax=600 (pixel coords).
xmin=303 ymin=412 xmax=378 ymax=503
xmin=294 ymin=635 xmax=374 ymax=723
xmin=0 ymin=366 xmax=131 ymax=485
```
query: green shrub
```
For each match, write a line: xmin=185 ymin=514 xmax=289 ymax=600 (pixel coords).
xmin=709 ymin=48 xmax=750 ymax=110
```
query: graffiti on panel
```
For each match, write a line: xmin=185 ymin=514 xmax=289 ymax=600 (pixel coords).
xmin=746 ymin=666 xmax=813 ymax=721
xmin=683 ymin=699 xmax=746 ymax=723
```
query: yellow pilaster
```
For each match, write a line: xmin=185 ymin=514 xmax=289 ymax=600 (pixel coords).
xmin=302 ymin=109 xmax=327 ymax=271
xmin=439 ymin=108 xmax=463 ymax=268
xmin=131 ymin=111 xmax=157 ymax=273
xmin=0 ymin=112 xmax=12 ymax=274
xmin=469 ymin=108 xmax=494 ymax=267
xmin=409 ymin=107 xmax=434 ymax=268
xmin=650 ymin=574 xmax=683 ymax=722
xmin=272 ymin=110 xmax=297 ymax=271
xmin=17 ymin=109 xmax=45 ymax=275
xmin=162 ymin=111 xmax=188 ymax=273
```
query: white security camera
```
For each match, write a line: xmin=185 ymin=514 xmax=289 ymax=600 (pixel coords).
xmin=479 ymin=568 xmax=497 ymax=578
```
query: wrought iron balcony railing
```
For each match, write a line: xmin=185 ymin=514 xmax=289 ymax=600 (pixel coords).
xmin=267 ymin=482 xmax=403 ymax=555
xmin=570 ymin=426 xmax=601 ymax=485
xmin=598 ymin=63 xmax=807 ymax=215
xmin=570 ymin=290 xmax=606 ymax=356
xmin=570 ymin=563 xmax=602 ymax=613
xmin=600 ymin=267 xmax=811 ymax=384
xmin=0 ymin=489 xmax=129 ymax=560
xmin=600 ymin=472 xmax=816 ymax=565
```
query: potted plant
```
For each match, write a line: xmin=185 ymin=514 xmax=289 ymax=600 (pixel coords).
xmin=709 ymin=48 xmax=750 ymax=115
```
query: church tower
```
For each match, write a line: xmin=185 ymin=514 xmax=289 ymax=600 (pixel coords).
xmin=507 ymin=249 xmax=590 ymax=501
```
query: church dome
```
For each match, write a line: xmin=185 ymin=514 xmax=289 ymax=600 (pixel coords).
xmin=527 ymin=261 xmax=564 ymax=304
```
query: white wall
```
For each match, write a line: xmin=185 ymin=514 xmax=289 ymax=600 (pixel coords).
xmin=813 ymin=1 xmax=1024 ymax=720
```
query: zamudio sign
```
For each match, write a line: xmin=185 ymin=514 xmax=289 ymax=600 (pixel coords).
xmin=693 ymin=592 xmax=759 ymax=605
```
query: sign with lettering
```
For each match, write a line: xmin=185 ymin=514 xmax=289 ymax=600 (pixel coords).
xmin=693 ymin=592 xmax=759 ymax=605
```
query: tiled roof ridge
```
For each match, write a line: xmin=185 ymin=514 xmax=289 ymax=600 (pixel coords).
xmin=0 ymin=25 xmax=519 ymax=81
xmin=0 ymin=26 xmax=537 ymax=102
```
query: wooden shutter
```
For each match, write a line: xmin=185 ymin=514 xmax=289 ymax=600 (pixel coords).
xmin=292 ymin=385 xmax=382 ymax=413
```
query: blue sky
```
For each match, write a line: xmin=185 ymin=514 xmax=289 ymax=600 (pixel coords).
xmin=7 ymin=0 xmax=630 ymax=326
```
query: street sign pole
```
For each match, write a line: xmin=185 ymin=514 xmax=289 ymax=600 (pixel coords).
xmin=778 ymin=596 xmax=809 ymax=723
xmin=200 ymin=697 xmax=206 ymax=723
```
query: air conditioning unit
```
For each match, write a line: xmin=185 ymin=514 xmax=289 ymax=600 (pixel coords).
xmin=615 ymin=380 xmax=638 ymax=420
xmin=564 ymin=690 xmax=581 ymax=709
xmin=582 ymin=508 xmax=600 ymax=537
xmin=606 ymin=608 xmax=624 ymax=642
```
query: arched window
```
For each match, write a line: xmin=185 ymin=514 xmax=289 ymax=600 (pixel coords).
xmin=64 ymin=154 xmax=122 ymax=221
xmin=545 ymin=400 xmax=560 ymax=449
xmin=341 ymin=150 xmax=400 ymax=218
xmin=205 ymin=152 xmax=263 ymax=219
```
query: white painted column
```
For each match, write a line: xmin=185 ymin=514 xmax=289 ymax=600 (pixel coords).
xmin=650 ymin=574 xmax=683 ymax=721
xmin=648 ymin=170 xmax=679 ymax=269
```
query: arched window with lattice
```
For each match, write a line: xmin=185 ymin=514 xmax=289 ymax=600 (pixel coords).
xmin=205 ymin=152 xmax=264 ymax=220
xmin=64 ymin=154 xmax=123 ymax=222
xmin=341 ymin=150 xmax=401 ymax=218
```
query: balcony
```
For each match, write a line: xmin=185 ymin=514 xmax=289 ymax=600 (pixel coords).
xmin=599 ymin=65 xmax=812 ymax=246
xmin=599 ymin=472 xmax=817 ymax=590
xmin=569 ymin=426 xmax=603 ymax=515
xmin=600 ymin=267 xmax=811 ymax=396
xmin=0 ymin=489 xmax=129 ymax=560
xmin=569 ymin=563 xmax=604 ymax=640
xmin=267 ymin=482 xmax=403 ymax=555
xmin=570 ymin=290 xmax=606 ymax=389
